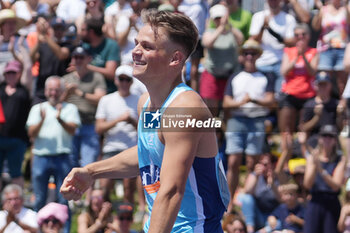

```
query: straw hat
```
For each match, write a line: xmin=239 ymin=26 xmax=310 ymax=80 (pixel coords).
xmin=239 ymin=39 xmax=263 ymax=56
xmin=0 ymin=9 xmax=26 ymax=32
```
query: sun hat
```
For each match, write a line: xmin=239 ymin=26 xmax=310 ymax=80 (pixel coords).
xmin=115 ymin=65 xmax=133 ymax=79
xmin=240 ymin=39 xmax=263 ymax=56
xmin=0 ymin=9 xmax=26 ymax=32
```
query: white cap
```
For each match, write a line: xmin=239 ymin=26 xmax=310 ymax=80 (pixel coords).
xmin=115 ymin=65 xmax=133 ymax=78
xmin=209 ymin=4 xmax=227 ymax=19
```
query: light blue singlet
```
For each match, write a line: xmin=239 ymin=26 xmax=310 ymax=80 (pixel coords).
xmin=137 ymin=83 xmax=229 ymax=233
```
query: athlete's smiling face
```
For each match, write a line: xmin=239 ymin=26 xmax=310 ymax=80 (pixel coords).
xmin=132 ymin=24 xmax=177 ymax=83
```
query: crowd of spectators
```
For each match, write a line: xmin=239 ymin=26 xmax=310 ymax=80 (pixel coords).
xmin=1 ymin=0 xmax=350 ymax=232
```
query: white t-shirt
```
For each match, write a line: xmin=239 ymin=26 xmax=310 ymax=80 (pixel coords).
xmin=0 ymin=207 xmax=38 ymax=233
xmin=130 ymin=77 xmax=147 ymax=97
xmin=56 ymin=0 xmax=86 ymax=23
xmin=115 ymin=15 xmax=143 ymax=65
xmin=225 ymin=71 xmax=274 ymax=118
xmin=178 ymin=0 xmax=208 ymax=37
xmin=104 ymin=1 xmax=133 ymax=18
xmin=249 ymin=9 xmax=296 ymax=66
xmin=95 ymin=92 xmax=139 ymax=153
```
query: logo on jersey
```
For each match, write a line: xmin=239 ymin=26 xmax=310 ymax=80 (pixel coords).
xmin=143 ymin=110 xmax=161 ymax=129
xmin=140 ymin=164 xmax=161 ymax=194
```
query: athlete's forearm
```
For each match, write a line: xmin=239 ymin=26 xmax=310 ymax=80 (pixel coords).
xmin=85 ymin=146 xmax=139 ymax=179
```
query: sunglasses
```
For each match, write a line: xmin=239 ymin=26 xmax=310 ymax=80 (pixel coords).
xmin=43 ymin=218 xmax=61 ymax=225
xmin=295 ymin=32 xmax=307 ymax=38
xmin=73 ymin=55 xmax=85 ymax=60
xmin=119 ymin=77 xmax=132 ymax=83
xmin=118 ymin=216 xmax=132 ymax=221
xmin=4 ymin=71 xmax=17 ymax=75
xmin=243 ymin=51 xmax=258 ymax=56
xmin=321 ymin=134 xmax=335 ymax=138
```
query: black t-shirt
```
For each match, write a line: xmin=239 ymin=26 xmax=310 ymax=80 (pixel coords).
xmin=0 ymin=83 xmax=31 ymax=141
xmin=302 ymin=97 xmax=338 ymax=136
xmin=35 ymin=41 xmax=74 ymax=100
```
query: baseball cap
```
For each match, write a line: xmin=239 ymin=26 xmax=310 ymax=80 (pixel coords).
xmin=50 ymin=17 xmax=66 ymax=28
xmin=315 ymin=71 xmax=331 ymax=84
xmin=115 ymin=65 xmax=133 ymax=78
xmin=72 ymin=46 xmax=89 ymax=56
xmin=115 ymin=202 xmax=133 ymax=215
xmin=3 ymin=60 xmax=22 ymax=74
xmin=319 ymin=124 xmax=337 ymax=137
xmin=37 ymin=202 xmax=68 ymax=226
xmin=209 ymin=4 xmax=227 ymax=19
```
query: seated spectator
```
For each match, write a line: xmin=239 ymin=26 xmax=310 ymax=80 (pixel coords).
xmin=279 ymin=23 xmax=318 ymax=160
xmin=261 ymin=183 xmax=305 ymax=233
xmin=108 ymin=202 xmax=138 ymax=233
xmin=338 ymin=177 xmax=350 ymax=232
xmin=236 ymin=153 xmax=281 ymax=233
xmin=303 ymin=124 xmax=346 ymax=233
xmin=223 ymin=39 xmax=275 ymax=214
xmin=300 ymin=71 xmax=344 ymax=149
xmin=222 ymin=214 xmax=248 ymax=233
xmin=77 ymin=188 xmax=113 ymax=233
xmin=55 ymin=0 xmax=86 ymax=23
xmin=0 ymin=184 xmax=38 ymax=233
xmin=0 ymin=60 xmax=31 ymax=190
xmin=37 ymin=202 xmax=68 ymax=233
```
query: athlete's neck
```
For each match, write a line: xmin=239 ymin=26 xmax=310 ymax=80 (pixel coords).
xmin=147 ymin=77 xmax=183 ymax=108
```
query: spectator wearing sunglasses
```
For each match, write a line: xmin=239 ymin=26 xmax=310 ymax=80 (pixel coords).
xmin=108 ymin=202 xmax=138 ymax=233
xmin=223 ymin=39 xmax=275 ymax=215
xmin=37 ymin=202 xmax=68 ymax=233
xmin=95 ymin=65 xmax=145 ymax=215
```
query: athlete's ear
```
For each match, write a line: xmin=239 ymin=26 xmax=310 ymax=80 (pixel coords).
xmin=170 ymin=50 xmax=185 ymax=67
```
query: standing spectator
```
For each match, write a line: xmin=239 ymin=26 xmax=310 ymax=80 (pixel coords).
xmin=0 ymin=60 xmax=31 ymax=190
xmin=77 ymin=188 xmax=113 ymax=233
xmin=300 ymin=71 xmax=344 ymax=148
xmin=303 ymin=124 xmax=346 ymax=233
xmin=80 ymin=18 xmax=120 ymax=93
xmin=178 ymin=0 xmax=208 ymax=91
xmin=312 ymin=0 xmax=350 ymax=96
xmin=200 ymin=4 xmax=243 ymax=117
xmin=26 ymin=76 xmax=80 ymax=233
xmin=95 ymin=64 xmax=145 ymax=219
xmin=108 ymin=0 xmax=143 ymax=66
xmin=37 ymin=202 xmax=69 ymax=233
xmin=0 ymin=9 xmax=27 ymax=79
xmin=249 ymin=0 xmax=296 ymax=94
xmin=0 ymin=184 xmax=38 ymax=233
xmin=55 ymin=0 xmax=86 ymax=23
xmin=223 ymin=39 xmax=275 ymax=214
xmin=281 ymin=0 xmax=314 ymax=23
xmin=30 ymin=16 xmax=73 ymax=104
xmin=279 ymin=23 xmax=318 ymax=162
xmin=95 ymin=64 xmax=138 ymax=201
xmin=75 ymin=0 xmax=105 ymax=39
xmin=61 ymin=46 xmax=106 ymax=168
xmin=225 ymin=0 xmax=252 ymax=40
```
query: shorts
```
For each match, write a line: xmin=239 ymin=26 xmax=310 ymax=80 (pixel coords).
xmin=318 ymin=48 xmax=345 ymax=71
xmin=101 ymin=150 xmax=122 ymax=160
xmin=278 ymin=93 xmax=310 ymax=110
xmin=190 ymin=39 xmax=204 ymax=60
xmin=225 ymin=117 xmax=266 ymax=155
xmin=200 ymin=70 xmax=228 ymax=100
